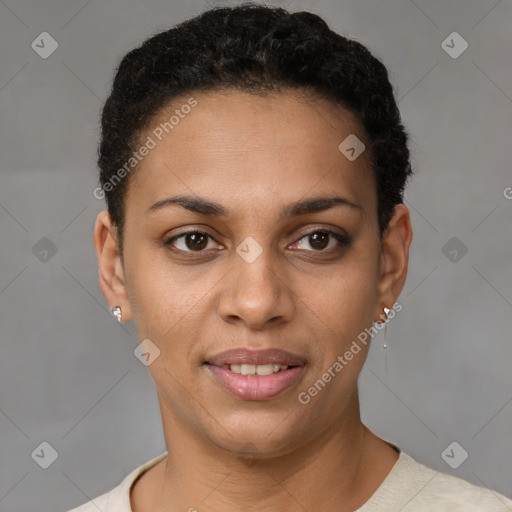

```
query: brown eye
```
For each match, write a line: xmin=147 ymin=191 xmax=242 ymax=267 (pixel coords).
xmin=293 ymin=230 xmax=351 ymax=252
xmin=308 ymin=232 xmax=329 ymax=250
xmin=184 ymin=232 xmax=208 ymax=251
xmin=165 ymin=231 xmax=222 ymax=252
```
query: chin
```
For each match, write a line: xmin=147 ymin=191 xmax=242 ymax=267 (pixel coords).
xmin=202 ymin=407 xmax=309 ymax=458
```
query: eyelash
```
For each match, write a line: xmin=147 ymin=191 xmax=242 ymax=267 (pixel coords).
xmin=163 ymin=229 xmax=351 ymax=255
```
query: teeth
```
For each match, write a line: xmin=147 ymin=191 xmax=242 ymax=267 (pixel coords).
xmin=229 ymin=363 xmax=290 ymax=375
xmin=256 ymin=364 xmax=274 ymax=376
xmin=240 ymin=364 xmax=256 ymax=375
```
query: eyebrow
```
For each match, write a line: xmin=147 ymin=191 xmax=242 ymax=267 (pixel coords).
xmin=147 ymin=194 xmax=363 ymax=219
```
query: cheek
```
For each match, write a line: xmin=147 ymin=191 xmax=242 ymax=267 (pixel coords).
xmin=298 ymin=253 xmax=379 ymax=339
xmin=131 ymin=278 xmax=205 ymax=340
xmin=124 ymin=248 xmax=228 ymax=374
xmin=123 ymin=243 xmax=205 ymax=340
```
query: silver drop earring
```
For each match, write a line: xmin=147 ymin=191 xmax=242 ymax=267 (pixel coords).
xmin=383 ymin=307 xmax=390 ymax=349
xmin=111 ymin=306 xmax=122 ymax=323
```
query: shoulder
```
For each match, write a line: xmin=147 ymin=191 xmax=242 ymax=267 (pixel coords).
xmin=415 ymin=464 xmax=512 ymax=510
xmin=61 ymin=451 xmax=168 ymax=512
xmin=379 ymin=450 xmax=512 ymax=511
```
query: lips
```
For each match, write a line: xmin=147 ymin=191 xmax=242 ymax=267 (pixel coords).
xmin=204 ymin=348 xmax=306 ymax=401
xmin=205 ymin=347 xmax=306 ymax=367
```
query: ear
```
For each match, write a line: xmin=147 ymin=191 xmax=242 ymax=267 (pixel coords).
xmin=373 ymin=203 xmax=413 ymax=323
xmin=93 ymin=210 xmax=132 ymax=322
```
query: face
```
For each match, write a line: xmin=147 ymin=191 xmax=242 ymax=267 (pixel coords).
xmin=95 ymin=89 xmax=411 ymax=457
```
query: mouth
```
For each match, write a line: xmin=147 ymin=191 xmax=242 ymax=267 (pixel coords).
xmin=203 ymin=348 xmax=306 ymax=400
xmin=205 ymin=347 xmax=306 ymax=368
xmin=216 ymin=363 xmax=299 ymax=376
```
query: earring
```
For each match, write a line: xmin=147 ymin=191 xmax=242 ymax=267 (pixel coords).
xmin=383 ymin=307 xmax=390 ymax=349
xmin=111 ymin=306 xmax=122 ymax=323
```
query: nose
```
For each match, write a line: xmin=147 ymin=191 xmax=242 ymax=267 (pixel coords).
xmin=217 ymin=244 xmax=295 ymax=330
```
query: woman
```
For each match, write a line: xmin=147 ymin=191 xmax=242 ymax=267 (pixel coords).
xmin=71 ymin=4 xmax=512 ymax=511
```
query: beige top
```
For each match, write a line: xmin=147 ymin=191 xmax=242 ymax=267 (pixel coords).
xmin=66 ymin=447 xmax=512 ymax=511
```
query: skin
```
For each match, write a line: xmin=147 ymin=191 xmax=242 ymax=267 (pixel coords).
xmin=94 ymin=89 xmax=413 ymax=512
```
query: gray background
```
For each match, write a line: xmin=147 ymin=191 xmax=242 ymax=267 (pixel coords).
xmin=1 ymin=0 xmax=511 ymax=510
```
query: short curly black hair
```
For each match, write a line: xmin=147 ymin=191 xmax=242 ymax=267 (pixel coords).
xmin=97 ymin=2 xmax=413 ymax=256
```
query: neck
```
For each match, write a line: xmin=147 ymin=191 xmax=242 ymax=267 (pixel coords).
xmin=133 ymin=387 xmax=395 ymax=512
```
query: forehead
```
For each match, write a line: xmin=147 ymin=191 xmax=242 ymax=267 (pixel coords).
xmin=126 ymin=89 xmax=376 ymax=215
